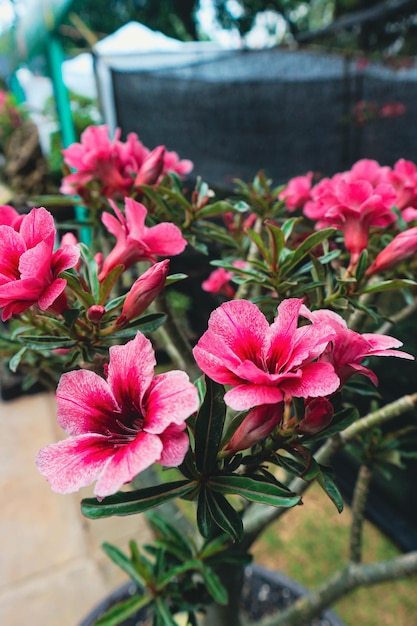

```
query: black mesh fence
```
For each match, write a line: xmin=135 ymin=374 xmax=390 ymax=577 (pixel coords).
xmin=106 ymin=47 xmax=417 ymax=185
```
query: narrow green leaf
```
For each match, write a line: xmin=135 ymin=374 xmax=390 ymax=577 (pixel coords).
xmin=102 ymin=543 xmax=147 ymax=587
xmin=165 ymin=273 xmax=188 ymax=286
xmin=210 ymin=475 xmax=301 ymax=508
xmin=200 ymin=564 xmax=228 ymax=605
xmin=355 ymin=249 xmax=368 ymax=283
xmin=81 ymin=480 xmax=195 ymax=519
xmin=79 ymin=242 xmax=100 ymax=301
xmin=280 ymin=228 xmax=336 ymax=275
xmin=105 ymin=314 xmax=167 ymax=339
xmin=154 ymin=598 xmax=180 ymax=626
xmin=197 ymin=488 xmax=213 ymax=539
xmin=17 ymin=335 xmax=77 ymax=350
xmin=361 ymin=279 xmax=417 ymax=294
xmin=194 ymin=377 xmax=226 ymax=474
xmin=316 ymin=468 xmax=344 ymax=513
xmin=281 ymin=216 xmax=303 ymax=240
xmin=245 ymin=227 xmax=272 ymax=265
xmin=195 ymin=200 xmax=235 ymax=219
xmin=146 ymin=512 xmax=194 ymax=559
xmin=205 ymin=489 xmax=243 ymax=543
xmin=265 ymin=221 xmax=285 ymax=268
xmin=98 ymin=264 xmax=125 ymax=305
xmin=8 ymin=347 xmax=27 ymax=373
xmin=94 ymin=593 xmax=151 ymax=626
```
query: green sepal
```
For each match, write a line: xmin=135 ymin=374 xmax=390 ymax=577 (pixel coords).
xmin=210 ymin=474 xmax=301 ymax=508
xmin=194 ymin=377 xmax=226 ymax=474
xmin=81 ymin=480 xmax=195 ymax=519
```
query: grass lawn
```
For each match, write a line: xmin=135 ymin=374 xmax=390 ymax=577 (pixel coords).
xmin=252 ymin=482 xmax=417 ymax=626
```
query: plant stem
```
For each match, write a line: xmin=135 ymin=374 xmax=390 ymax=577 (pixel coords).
xmin=349 ymin=464 xmax=373 ymax=563
xmin=376 ymin=297 xmax=417 ymax=335
xmin=249 ymin=551 xmax=417 ymax=626
xmin=235 ymin=217 xmax=263 ymax=301
xmin=199 ymin=564 xmax=246 ymax=626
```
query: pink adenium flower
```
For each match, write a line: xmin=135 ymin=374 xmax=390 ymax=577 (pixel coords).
xmin=61 ymin=125 xmax=193 ymax=200
xmin=202 ymin=267 xmax=235 ymax=298
xmin=306 ymin=177 xmax=397 ymax=266
xmin=387 ymin=158 xmax=417 ymax=214
xmin=300 ymin=307 xmax=413 ymax=387
xmin=0 ymin=207 xmax=80 ymax=321
xmin=193 ymin=298 xmax=340 ymax=412
xmin=98 ymin=198 xmax=187 ymax=281
xmin=366 ymin=227 xmax=417 ymax=275
xmin=0 ymin=204 xmax=24 ymax=230
xmin=278 ymin=172 xmax=313 ymax=211
xmin=36 ymin=332 xmax=199 ymax=500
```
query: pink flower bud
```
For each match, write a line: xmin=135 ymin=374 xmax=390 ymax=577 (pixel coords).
xmin=134 ymin=145 xmax=166 ymax=186
xmin=87 ymin=304 xmax=106 ymax=323
xmin=366 ymin=227 xmax=417 ymax=275
xmin=225 ymin=404 xmax=284 ymax=454
xmin=116 ymin=259 xmax=169 ymax=327
xmin=296 ymin=397 xmax=334 ymax=435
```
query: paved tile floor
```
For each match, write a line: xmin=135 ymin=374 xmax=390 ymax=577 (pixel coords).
xmin=0 ymin=392 xmax=153 ymax=626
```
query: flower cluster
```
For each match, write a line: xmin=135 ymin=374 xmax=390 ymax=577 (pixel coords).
xmin=2 ymin=126 xmax=417 ymax=626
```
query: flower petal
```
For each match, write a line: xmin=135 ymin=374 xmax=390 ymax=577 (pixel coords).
xmin=224 ymin=384 xmax=284 ymax=411
xmin=143 ymin=371 xmax=199 ymax=434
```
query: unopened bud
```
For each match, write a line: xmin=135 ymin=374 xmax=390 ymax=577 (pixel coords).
xmin=225 ymin=404 xmax=283 ymax=454
xmin=87 ymin=305 xmax=106 ymax=323
xmin=116 ymin=259 xmax=169 ymax=327
xmin=134 ymin=145 xmax=165 ymax=186
xmin=296 ymin=397 xmax=333 ymax=435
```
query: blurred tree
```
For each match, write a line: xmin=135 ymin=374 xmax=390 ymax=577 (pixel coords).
xmin=63 ymin=0 xmax=417 ymax=55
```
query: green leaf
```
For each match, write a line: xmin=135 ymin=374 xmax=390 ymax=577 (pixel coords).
xmin=316 ymin=467 xmax=344 ymax=513
xmin=245 ymin=227 xmax=272 ymax=265
xmin=281 ymin=216 xmax=303 ymax=240
xmin=102 ymin=542 xmax=146 ymax=587
xmin=146 ymin=512 xmax=194 ymax=559
xmin=265 ymin=221 xmax=285 ymax=268
xmin=196 ymin=200 xmax=236 ymax=219
xmin=194 ymin=377 xmax=226 ymax=474
xmin=197 ymin=488 xmax=214 ymax=539
xmin=165 ymin=273 xmax=188 ymax=286
xmin=79 ymin=243 xmax=100 ymax=301
xmin=154 ymin=598 xmax=179 ymax=626
xmin=81 ymin=480 xmax=195 ymax=519
xmin=17 ymin=335 xmax=77 ymax=350
xmin=94 ymin=593 xmax=151 ymax=626
xmin=98 ymin=265 xmax=125 ymax=305
xmin=8 ymin=347 xmax=27 ymax=373
xmin=355 ymin=249 xmax=368 ymax=283
xmin=204 ymin=489 xmax=243 ymax=543
xmin=280 ymin=228 xmax=336 ymax=276
xmin=361 ymin=279 xmax=417 ymax=293
xmin=106 ymin=314 xmax=167 ymax=339
xmin=210 ymin=475 xmax=301 ymax=508
xmin=200 ymin=564 xmax=228 ymax=605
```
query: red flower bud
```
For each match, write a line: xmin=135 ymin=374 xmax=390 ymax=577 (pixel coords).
xmin=225 ymin=404 xmax=284 ymax=454
xmin=366 ymin=227 xmax=417 ymax=276
xmin=87 ymin=304 xmax=106 ymax=323
xmin=134 ymin=145 xmax=165 ymax=186
xmin=116 ymin=259 xmax=169 ymax=327
xmin=296 ymin=397 xmax=334 ymax=435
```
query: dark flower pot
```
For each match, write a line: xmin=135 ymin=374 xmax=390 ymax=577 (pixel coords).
xmin=79 ymin=565 xmax=345 ymax=626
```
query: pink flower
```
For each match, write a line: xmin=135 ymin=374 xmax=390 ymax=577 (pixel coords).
xmin=193 ymin=298 xmax=340 ymax=412
xmin=306 ymin=177 xmax=397 ymax=265
xmin=225 ymin=404 xmax=284 ymax=454
xmin=202 ymin=267 xmax=235 ymax=298
xmin=163 ymin=149 xmax=193 ymax=178
xmin=387 ymin=159 xmax=417 ymax=212
xmin=278 ymin=172 xmax=313 ymax=211
xmin=98 ymin=198 xmax=187 ymax=281
xmin=0 ymin=205 xmax=24 ymax=230
xmin=116 ymin=259 xmax=170 ymax=326
xmin=300 ymin=307 xmax=413 ymax=387
xmin=379 ymin=101 xmax=406 ymax=119
xmin=0 ymin=208 xmax=80 ymax=321
xmin=366 ymin=227 xmax=417 ymax=275
xmin=61 ymin=125 xmax=130 ymax=198
xmin=36 ymin=332 xmax=199 ymax=499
